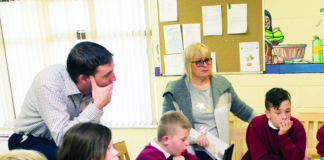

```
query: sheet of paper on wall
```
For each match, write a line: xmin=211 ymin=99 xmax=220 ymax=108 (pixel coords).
xmin=202 ymin=131 xmax=229 ymax=160
xmin=164 ymin=54 xmax=184 ymax=75
xmin=227 ymin=3 xmax=247 ymax=34
xmin=158 ymin=0 xmax=177 ymax=22
xmin=239 ymin=42 xmax=260 ymax=72
xmin=202 ymin=5 xmax=222 ymax=36
xmin=182 ymin=23 xmax=201 ymax=49
xmin=163 ymin=24 xmax=183 ymax=54
xmin=211 ymin=52 xmax=217 ymax=74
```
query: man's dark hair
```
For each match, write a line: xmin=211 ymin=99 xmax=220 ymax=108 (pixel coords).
xmin=265 ymin=87 xmax=291 ymax=110
xmin=66 ymin=41 xmax=113 ymax=83
xmin=57 ymin=122 xmax=112 ymax=160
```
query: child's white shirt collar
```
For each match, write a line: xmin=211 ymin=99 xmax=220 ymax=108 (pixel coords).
xmin=151 ymin=138 xmax=171 ymax=159
xmin=268 ymin=119 xmax=280 ymax=130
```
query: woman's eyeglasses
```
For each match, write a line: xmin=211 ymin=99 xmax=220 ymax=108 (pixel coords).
xmin=192 ymin=58 xmax=212 ymax=67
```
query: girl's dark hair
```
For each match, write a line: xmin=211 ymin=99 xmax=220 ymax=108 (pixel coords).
xmin=57 ymin=122 xmax=112 ymax=160
xmin=265 ymin=88 xmax=291 ymax=110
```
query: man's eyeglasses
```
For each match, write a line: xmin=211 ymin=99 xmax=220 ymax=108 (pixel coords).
xmin=192 ymin=58 xmax=212 ymax=67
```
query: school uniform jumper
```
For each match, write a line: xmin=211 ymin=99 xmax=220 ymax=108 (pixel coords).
xmin=242 ymin=115 xmax=306 ymax=160
xmin=136 ymin=142 xmax=198 ymax=160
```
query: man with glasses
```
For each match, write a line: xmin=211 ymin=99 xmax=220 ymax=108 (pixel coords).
xmin=8 ymin=41 xmax=116 ymax=160
xmin=162 ymin=43 xmax=258 ymax=160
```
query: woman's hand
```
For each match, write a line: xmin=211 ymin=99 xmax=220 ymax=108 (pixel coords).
xmin=196 ymin=134 xmax=209 ymax=147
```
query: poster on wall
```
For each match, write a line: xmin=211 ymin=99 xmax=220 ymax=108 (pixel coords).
xmin=227 ymin=3 xmax=247 ymax=34
xmin=182 ymin=23 xmax=201 ymax=48
xmin=239 ymin=42 xmax=260 ymax=72
xmin=158 ymin=0 xmax=178 ymax=22
xmin=163 ymin=24 xmax=184 ymax=54
xmin=164 ymin=53 xmax=184 ymax=75
xmin=202 ymin=5 xmax=222 ymax=36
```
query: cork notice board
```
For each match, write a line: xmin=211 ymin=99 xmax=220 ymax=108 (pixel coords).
xmin=158 ymin=0 xmax=263 ymax=74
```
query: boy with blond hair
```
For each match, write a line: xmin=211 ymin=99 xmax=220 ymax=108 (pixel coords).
xmin=242 ymin=88 xmax=306 ymax=160
xmin=136 ymin=111 xmax=198 ymax=160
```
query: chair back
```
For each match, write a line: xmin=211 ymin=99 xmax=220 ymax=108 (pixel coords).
xmin=113 ymin=140 xmax=130 ymax=160
xmin=229 ymin=113 xmax=237 ymax=128
xmin=297 ymin=112 xmax=324 ymax=158
xmin=229 ymin=128 xmax=247 ymax=160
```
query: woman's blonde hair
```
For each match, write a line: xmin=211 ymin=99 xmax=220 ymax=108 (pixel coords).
xmin=0 ymin=149 xmax=47 ymax=160
xmin=183 ymin=43 xmax=212 ymax=82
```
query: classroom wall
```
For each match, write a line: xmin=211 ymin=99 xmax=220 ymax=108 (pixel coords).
xmin=0 ymin=141 xmax=8 ymax=154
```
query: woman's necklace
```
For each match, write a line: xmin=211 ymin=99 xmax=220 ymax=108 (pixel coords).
xmin=193 ymin=85 xmax=212 ymax=112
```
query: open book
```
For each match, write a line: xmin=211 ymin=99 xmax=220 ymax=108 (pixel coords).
xmin=202 ymin=132 xmax=234 ymax=160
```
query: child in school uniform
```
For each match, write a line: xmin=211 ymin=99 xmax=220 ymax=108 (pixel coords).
xmin=242 ymin=87 xmax=306 ymax=160
xmin=317 ymin=125 xmax=324 ymax=160
xmin=136 ymin=111 xmax=198 ymax=160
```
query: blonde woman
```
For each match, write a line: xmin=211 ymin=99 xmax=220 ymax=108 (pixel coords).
xmin=0 ymin=149 xmax=47 ymax=160
xmin=162 ymin=43 xmax=258 ymax=160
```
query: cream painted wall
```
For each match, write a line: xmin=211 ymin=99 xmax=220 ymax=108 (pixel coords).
xmin=0 ymin=141 xmax=9 ymax=155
